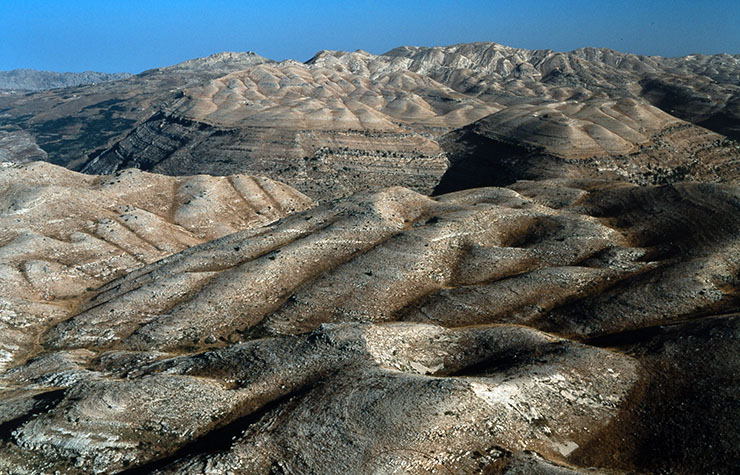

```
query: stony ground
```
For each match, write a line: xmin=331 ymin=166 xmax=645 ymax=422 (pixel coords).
xmin=0 ymin=164 xmax=738 ymax=473
xmin=2 ymin=43 xmax=739 ymax=201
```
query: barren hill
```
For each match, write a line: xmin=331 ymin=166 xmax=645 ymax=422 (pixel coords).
xmin=435 ymin=97 xmax=739 ymax=193
xmin=0 ymin=162 xmax=312 ymax=373
xmin=1 ymin=173 xmax=738 ymax=473
xmin=0 ymin=52 xmax=271 ymax=170
xmin=0 ymin=41 xmax=739 ymax=474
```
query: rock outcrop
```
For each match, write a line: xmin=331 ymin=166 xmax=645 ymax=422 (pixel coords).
xmin=0 ymin=130 xmax=47 ymax=165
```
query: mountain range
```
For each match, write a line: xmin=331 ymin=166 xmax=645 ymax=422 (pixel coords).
xmin=0 ymin=42 xmax=739 ymax=474
xmin=0 ymin=69 xmax=131 ymax=92
xmin=1 ymin=43 xmax=739 ymax=199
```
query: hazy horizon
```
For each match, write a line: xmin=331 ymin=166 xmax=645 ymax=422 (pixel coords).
xmin=2 ymin=0 xmax=739 ymax=74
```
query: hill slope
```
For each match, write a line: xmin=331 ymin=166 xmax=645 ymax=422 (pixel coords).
xmin=1 ymin=177 xmax=738 ymax=473
xmin=0 ymin=43 xmax=739 ymax=473
xmin=0 ymin=162 xmax=312 ymax=373
xmin=0 ymin=44 xmax=737 ymax=200
xmin=62 ymin=43 xmax=740 ymax=199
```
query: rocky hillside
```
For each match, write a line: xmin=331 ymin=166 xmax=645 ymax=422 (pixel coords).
xmin=0 ymin=69 xmax=131 ymax=92
xmin=0 ymin=42 xmax=739 ymax=474
xmin=0 ymin=167 xmax=738 ymax=473
xmin=0 ymin=130 xmax=47 ymax=165
xmin=0 ymin=52 xmax=270 ymax=170
xmin=435 ymin=97 xmax=740 ymax=193
xmin=0 ymin=162 xmax=313 ymax=374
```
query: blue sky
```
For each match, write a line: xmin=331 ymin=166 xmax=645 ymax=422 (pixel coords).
xmin=1 ymin=0 xmax=739 ymax=73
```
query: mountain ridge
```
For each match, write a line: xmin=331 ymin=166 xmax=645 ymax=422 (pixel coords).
xmin=1 ymin=41 xmax=735 ymax=201
xmin=1 ymin=163 xmax=738 ymax=473
xmin=1 ymin=40 xmax=739 ymax=474
xmin=73 ymin=42 xmax=740 ymax=199
xmin=0 ymin=69 xmax=131 ymax=92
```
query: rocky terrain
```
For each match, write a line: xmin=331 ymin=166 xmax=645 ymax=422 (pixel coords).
xmin=1 ymin=43 xmax=739 ymax=200
xmin=0 ymin=130 xmax=47 ymax=165
xmin=435 ymin=98 xmax=740 ymax=193
xmin=0 ymin=162 xmax=312 ymax=374
xmin=0 ymin=52 xmax=271 ymax=170
xmin=0 ymin=41 xmax=739 ymax=474
xmin=0 ymin=70 xmax=131 ymax=92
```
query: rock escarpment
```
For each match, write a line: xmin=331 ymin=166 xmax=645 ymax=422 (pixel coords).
xmin=1 ymin=178 xmax=738 ymax=473
xmin=0 ymin=52 xmax=272 ymax=170
xmin=80 ymin=112 xmax=448 ymax=200
xmin=436 ymin=97 xmax=740 ymax=193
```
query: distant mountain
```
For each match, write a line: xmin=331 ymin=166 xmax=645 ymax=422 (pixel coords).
xmin=0 ymin=69 xmax=132 ymax=91
xmin=82 ymin=43 xmax=740 ymax=199
xmin=0 ymin=43 xmax=738 ymax=200
xmin=0 ymin=52 xmax=275 ymax=170
xmin=142 ymin=51 xmax=272 ymax=75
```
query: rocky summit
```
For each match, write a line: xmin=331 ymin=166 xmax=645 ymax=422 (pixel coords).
xmin=0 ymin=42 xmax=739 ymax=474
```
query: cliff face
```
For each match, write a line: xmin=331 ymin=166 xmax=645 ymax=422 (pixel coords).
xmin=81 ymin=112 xmax=448 ymax=200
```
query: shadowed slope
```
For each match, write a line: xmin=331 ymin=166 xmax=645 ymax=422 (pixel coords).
xmin=435 ymin=98 xmax=739 ymax=194
xmin=2 ymin=43 xmax=736 ymax=202
xmin=0 ymin=52 xmax=272 ymax=169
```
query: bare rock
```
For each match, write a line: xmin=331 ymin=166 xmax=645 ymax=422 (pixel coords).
xmin=0 ymin=130 xmax=47 ymax=165
xmin=2 ymin=43 xmax=738 ymax=201
xmin=0 ymin=180 xmax=738 ymax=473
xmin=0 ymin=162 xmax=313 ymax=372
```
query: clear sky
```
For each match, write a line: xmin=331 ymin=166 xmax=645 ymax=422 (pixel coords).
xmin=1 ymin=0 xmax=739 ymax=73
